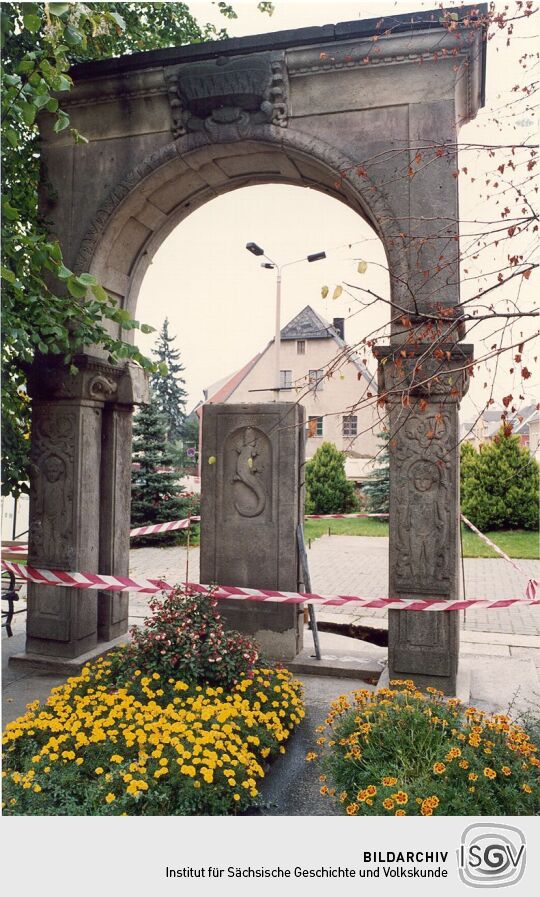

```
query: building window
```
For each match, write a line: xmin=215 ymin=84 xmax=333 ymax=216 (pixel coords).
xmin=297 ymin=340 xmax=306 ymax=355
xmin=280 ymin=370 xmax=292 ymax=389
xmin=308 ymin=416 xmax=323 ymax=437
xmin=309 ymin=369 xmax=324 ymax=391
xmin=342 ymin=415 xmax=358 ymax=437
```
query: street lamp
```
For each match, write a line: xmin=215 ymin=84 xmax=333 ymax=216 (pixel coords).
xmin=245 ymin=242 xmax=326 ymax=398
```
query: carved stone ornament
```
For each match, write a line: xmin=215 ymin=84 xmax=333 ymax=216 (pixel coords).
xmin=375 ymin=343 xmax=474 ymax=401
xmin=165 ymin=51 xmax=288 ymax=139
xmin=392 ymin=409 xmax=454 ymax=594
xmin=29 ymin=411 xmax=76 ymax=563
xmin=28 ymin=355 xmax=123 ymax=404
xmin=224 ymin=425 xmax=272 ymax=521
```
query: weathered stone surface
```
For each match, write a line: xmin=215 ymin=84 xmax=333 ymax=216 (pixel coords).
xmin=376 ymin=345 xmax=474 ymax=694
xmin=200 ymin=403 xmax=305 ymax=660
xmin=23 ymin=357 xmax=148 ymax=659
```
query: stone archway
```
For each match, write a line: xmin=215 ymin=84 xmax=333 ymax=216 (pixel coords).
xmin=25 ymin=12 xmax=484 ymax=692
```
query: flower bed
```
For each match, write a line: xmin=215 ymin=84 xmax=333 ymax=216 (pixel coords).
xmin=3 ymin=659 xmax=303 ymax=815
xmin=310 ymin=680 xmax=540 ymax=816
xmin=2 ymin=586 xmax=304 ymax=815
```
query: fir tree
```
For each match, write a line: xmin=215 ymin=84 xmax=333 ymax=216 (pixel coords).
xmin=131 ymin=395 xmax=192 ymax=546
xmin=151 ymin=318 xmax=187 ymax=443
xmin=305 ymin=442 xmax=358 ymax=514
xmin=460 ymin=429 xmax=539 ymax=531
xmin=362 ymin=431 xmax=390 ymax=513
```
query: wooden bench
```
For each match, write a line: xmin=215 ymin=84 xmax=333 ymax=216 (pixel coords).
xmin=1 ymin=541 xmax=28 ymax=637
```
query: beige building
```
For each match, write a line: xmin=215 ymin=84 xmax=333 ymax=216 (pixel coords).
xmin=201 ymin=306 xmax=380 ymax=479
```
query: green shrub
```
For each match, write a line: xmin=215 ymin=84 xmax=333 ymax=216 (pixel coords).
xmin=311 ymin=680 xmax=540 ymax=816
xmin=110 ymin=586 xmax=259 ymax=689
xmin=460 ymin=431 xmax=539 ymax=530
xmin=305 ymin=442 xmax=358 ymax=514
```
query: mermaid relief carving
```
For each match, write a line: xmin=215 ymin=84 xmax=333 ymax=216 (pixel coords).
xmin=232 ymin=427 xmax=267 ymax=518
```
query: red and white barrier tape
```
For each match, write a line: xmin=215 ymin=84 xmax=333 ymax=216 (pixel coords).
xmin=129 ymin=516 xmax=200 ymax=537
xmin=460 ymin=514 xmax=538 ymax=600
xmin=2 ymin=560 xmax=539 ymax=611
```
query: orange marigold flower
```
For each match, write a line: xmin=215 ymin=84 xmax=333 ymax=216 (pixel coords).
xmin=382 ymin=798 xmax=394 ymax=810
xmin=421 ymin=804 xmax=433 ymax=816
xmin=320 ymin=786 xmax=328 ymax=795
xmin=501 ymin=766 xmax=511 ymax=776
xmin=382 ymin=776 xmax=398 ymax=786
xmin=484 ymin=767 xmax=496 ymax=780
xmin=433 ymin=762 xmax=446 ymax=774
xmin=522 ymin=784 xmax=532 ymax=794
xmin=395 ymin=809 xmax=406 ymax=816
xmin=469 ymin=773 xmax=478 ymax=781
xmin=459 ymin=759 xmax=469 ymax=769
xmin=346 ymin=803 xmax=359 ymax=815
xmin=394 ymin=791 xmax=408 ymax=805
xmin=305 ymin=752 xmax=317 ymax=762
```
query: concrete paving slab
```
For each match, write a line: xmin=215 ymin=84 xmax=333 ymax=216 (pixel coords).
xmin=289 ymin=630 xmax=386 ymax=680
xmin=461 ymin=642 xmax=510 ymax=657
xmin=463 ymin=655 xmax=540 ymax=716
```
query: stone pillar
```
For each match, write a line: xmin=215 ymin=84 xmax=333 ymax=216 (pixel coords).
xmin=200 ymin=402 xmax=305 ymax=661
xmin=98 ymin=364 xmax=148 ymax=642
xmin=22 ymin=356 xmax=147 ymax=660
xmin=375 ymin=344 xmax=473 ymax=694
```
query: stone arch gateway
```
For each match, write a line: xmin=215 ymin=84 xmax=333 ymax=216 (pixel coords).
xmin=24 ymin=10 xmax=485 ymax=692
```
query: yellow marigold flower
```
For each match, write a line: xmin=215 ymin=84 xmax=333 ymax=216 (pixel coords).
xmin=522 ymin=784 xmax=532 ymax=794
xmin=305 ymin=752 xmax=317 ymax=762
xmin=95 ymin=767 xmax=104 ymax=775
xmin=421 ymin=804 xmax=433 ymax=816
xmin=33 ymin=785 xmax=42 ymax=793
xmin=105 ymin=793 xmax=115 ymax=803
xmin=394 ymin=791 xmax=408 ymax=805
xmin=382 ymin=776 xmax=398 ymax=787
xmin=346 ymin=803 xmax=358 ymax=815
xmin=320 ymin=786 xmax=328 ymax=795
xmin=339 ymin=791 xmax=348 ymax=802
xmin=433 ymin=762 xmax=446 ymax=774
xmin=459 ymin=759 xmax=469 ymax=769
xmin=483 ymin=767 xmax=496 ymax=780
xmin=382 ymin=798 xmax=394 ymax=810
xmin=469 ymin=773 xmax=478 ymax=781
xmin=395 ymin=809 xmax=406 ymax=816
xmin=366 ymin=785 xmax=377 ymax=797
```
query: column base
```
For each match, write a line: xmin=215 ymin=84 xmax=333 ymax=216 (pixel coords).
xmin=9 ymin=633 xmax=129 ymax=676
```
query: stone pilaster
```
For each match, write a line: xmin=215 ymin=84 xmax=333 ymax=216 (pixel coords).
xmin=24 ymin=356 xmax=147 ymax=659
xmin=375 ymin=344 xmax=473 ymax=694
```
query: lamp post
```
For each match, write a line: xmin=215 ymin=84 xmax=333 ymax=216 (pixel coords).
xmin=245 ymin=243 xmax=326 ymax=399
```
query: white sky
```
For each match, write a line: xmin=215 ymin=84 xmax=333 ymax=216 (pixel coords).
xmin=136 ymin=0 xmax=539 ymax=420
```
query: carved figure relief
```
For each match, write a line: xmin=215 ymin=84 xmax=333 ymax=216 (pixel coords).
xmin=393 ymin=410 xmax=453 ymax=593
xmin=29 ymin=411 xmax=75 ymax=562
xmin=165 ymin=52 xmax=288 ymax=140
xmin=223 ymin=426 xmax=271 ymax=521
xmin=232 ymin=427 xmax=266 ymax=517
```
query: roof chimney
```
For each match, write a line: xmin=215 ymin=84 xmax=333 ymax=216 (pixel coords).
xmin=333 ymin=317 xmax=345 ymax=341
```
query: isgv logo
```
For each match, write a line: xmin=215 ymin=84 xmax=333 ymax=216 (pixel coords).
xmin=458 ymin=823 xmax=526 ymax=888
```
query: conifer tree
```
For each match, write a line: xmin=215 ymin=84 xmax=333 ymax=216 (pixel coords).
xmin=305 ymin=442 xmax=358 ymax=514
xmin=362 ymin=431 xmax=390 ymax=513
xmin=151 ymin=318 xmax=187 ymax=443
xmin=460 ymin=429 xmax=539 ymax=531
xmin=131 ymin=395 xmax=191 ymax=545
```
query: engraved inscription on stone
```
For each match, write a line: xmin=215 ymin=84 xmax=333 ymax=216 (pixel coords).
xmin=224 ymin=426 xmax=271 ymax=521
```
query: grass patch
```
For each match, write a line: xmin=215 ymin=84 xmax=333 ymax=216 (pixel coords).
xmin=303 ymin=518 xmax=539 ymax=559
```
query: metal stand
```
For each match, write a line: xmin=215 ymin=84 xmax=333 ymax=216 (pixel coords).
xmin=297 ymin=524 xmax=321 ymax=660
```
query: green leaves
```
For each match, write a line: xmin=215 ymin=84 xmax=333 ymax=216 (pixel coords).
xmin=49 ymin=3 xmax=70 ymax=16
xmin=53 ymin=109 xmax=70 ymax=132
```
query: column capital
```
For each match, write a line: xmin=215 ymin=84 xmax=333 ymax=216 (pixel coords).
xmin=374 ymin=343 xmax=474 ymax=401
xmin=28 ymin=354 xmax=149 ymax=406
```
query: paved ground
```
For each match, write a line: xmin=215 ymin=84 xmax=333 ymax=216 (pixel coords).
xmin=129 ymin=535 xmax=540 ymax=636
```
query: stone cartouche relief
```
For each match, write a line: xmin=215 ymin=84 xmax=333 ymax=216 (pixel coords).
xmin=165 ymin=51 xmax=288 ymax=140
xmin=224 ymin=426 xmax=271 ymax=520
xmin=393 ymin=410 xmax=454 ymax=594
xmin=29 ymin=411 xmax=75 ymax=562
